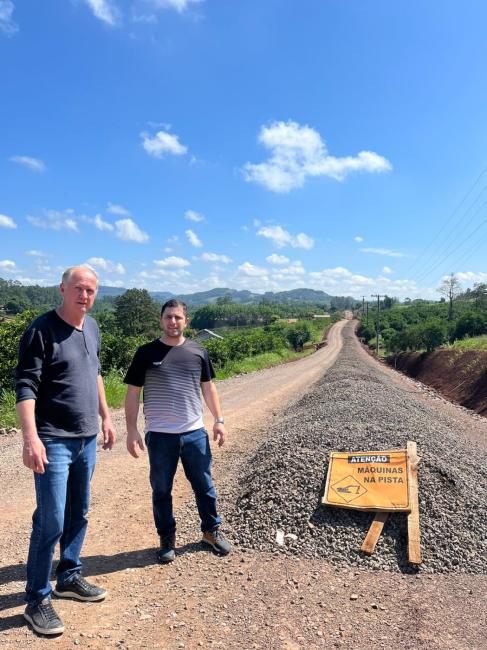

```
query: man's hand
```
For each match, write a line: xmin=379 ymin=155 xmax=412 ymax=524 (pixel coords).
xmin=213 ymin=423 xmax=226 ymax=447
xmin=101 ymin=417 xmax=116 ymax=450
xmin=127 ymin=430 xmax=145 ymax=458
xmin=23 ymin=436 xmax=48 ymax=474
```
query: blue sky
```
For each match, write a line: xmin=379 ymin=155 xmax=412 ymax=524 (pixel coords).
xmin=1 ymin=0 xmax=487 ymax=299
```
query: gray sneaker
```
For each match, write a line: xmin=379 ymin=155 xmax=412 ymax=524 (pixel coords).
xmin=157 ymin=534 xmax=176 ymax=563
xmin=24 ymin=597 xmax=65 ymax=635
xmin=54 ymin=574 xmax=106 ymax=602
xmin=202 ymin=528 xmax=232 ymax=555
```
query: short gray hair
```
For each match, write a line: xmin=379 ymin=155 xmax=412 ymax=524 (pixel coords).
xmin=61 ymin=265 xmax=99 ymax=287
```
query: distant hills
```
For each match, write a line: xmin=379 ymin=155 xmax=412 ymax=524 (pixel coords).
xmin=96 ymin=286 xmax=336 ymax=307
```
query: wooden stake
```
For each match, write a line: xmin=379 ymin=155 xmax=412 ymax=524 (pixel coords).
xmin=407 ymin=440 xmax=421 ymax=565
xmin=361 ymin=511 xmax=389 ymax=555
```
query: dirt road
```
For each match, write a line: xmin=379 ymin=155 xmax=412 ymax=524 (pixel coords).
xmin=1 ymin=320 xmax=485 ymax=649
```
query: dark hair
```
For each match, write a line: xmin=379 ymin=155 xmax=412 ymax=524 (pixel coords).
xmin=160 ymin=299 xmax=188 ymax=317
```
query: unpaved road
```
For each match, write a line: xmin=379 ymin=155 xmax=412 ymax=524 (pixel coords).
xmin=0 ymin=320 xmax=485 ymax=649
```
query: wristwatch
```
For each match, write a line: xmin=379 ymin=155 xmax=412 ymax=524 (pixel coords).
xmin=214 ymin=417 xmax=225 ymax=425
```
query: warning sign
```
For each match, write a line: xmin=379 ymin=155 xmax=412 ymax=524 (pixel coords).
xmin=322 ymin=449 xmax=410 ymax=511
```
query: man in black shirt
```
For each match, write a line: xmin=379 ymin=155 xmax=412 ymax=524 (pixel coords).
xmin=16 ymin=266 xmax=116 ymax=636
xmin=124 ymin=299 xmax=231 ymax=563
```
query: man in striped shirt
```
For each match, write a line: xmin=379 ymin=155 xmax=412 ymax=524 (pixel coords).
xmin=124 ymin=299 xmax=231 ymax=562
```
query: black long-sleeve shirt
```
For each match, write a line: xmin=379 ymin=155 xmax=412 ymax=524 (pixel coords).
xmin=16 ymin=310 xmax=101 ymax=438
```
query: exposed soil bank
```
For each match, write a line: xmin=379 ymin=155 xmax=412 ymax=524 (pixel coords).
xmin=388 ymin=348 xmax=487 ymax=416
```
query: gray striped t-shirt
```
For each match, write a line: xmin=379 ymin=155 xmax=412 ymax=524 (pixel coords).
xmin=124 ymin=338 xmax=215 ymax=434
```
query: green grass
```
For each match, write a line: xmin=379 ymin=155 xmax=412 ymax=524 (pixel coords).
xmin=103 ymin=371 xmax=127 ymax=408
xmin=450 ymin=335 xmax=487 ymax=350
xmin=214 ymin=347 xmax=315 ymax=380
xmin=0 ymin=389 xmax=18 ymax=429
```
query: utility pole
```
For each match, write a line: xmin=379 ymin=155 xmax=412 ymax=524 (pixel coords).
xmin=362 ymin=296 xmax=366 ymax=318
xmin=371 ymin=294 xmax=385 ymax=356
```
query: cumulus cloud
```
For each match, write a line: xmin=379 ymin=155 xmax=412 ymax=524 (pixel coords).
xmin=360 ymin=247 xmax=404 ymax=258
xmin=92 ymin=214 xmax=114 ymax=231
xmin=0 ymin=213 xmax=16 ymax=229
xmin=141 ymin=129 xmax=187 ymax=158
xmin=107 ymin=202 xmax=130 ymax=216
xmin=185 ymin=229 xmax=203 ymax=248
xmin=82 ymin=0 xmax=120 ymax=26
xmin=266 ymin=253 xmax=289 ymax=265
xmin=272 ymin=261 xmax=305 ymax=277
xmin=199 ymin=252 xmax=232 ymax=264
xmin=354 ymin=235 xmax=363 ymax=243
xmin=237 ymin=262 xmax=268 ymax=277
xmin=243 ymin=120 xmax=392 ymax=192
xmin=382 ymin=266 xmax=392 ymax=274
xmin=0 ymin=1 xmax=18 ymax=36
xmin=257 ymin=225 xmax=314 ymax=250
xmin=184 ymin=209 xmax=205 ymax=223
xmin=0 ymin=259 xmax=17 ymax=271
xmin=86 ymin=257 xmax=125 ymax=275
xmin=27 ymin=209 xmax=78 ymax=232
xmin=9 ymin=155 xmax=46 ymax=172
xmin=455 ymin=271 xmax=487 ymax=284
xmin=148 ymin=0 xmax=203 ymax=12
xmin=114 ymin=218 xmax=149 ymax=243
xmin=154 ymin=256 xmax=190 ymax=268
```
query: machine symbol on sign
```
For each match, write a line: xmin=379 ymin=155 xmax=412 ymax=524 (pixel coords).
xmin=331 ymin=475 xmax=367 ymax=503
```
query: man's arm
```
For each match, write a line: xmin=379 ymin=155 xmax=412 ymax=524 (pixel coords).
xmin=125 ymin=384 xmax=144 ymax=458
xmin=201 ymin=380 xmax=226 ymax=447
xmin=97 ymin=375 xmax=116 ymax=450
xmin=17 ymin=399 xmax=49 ymax=474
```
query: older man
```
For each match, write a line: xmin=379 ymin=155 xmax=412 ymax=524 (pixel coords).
xmin=16 ymin=266 xmax=116 ymax=636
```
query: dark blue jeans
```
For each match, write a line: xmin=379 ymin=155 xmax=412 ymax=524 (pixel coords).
xmin=25 ymin=435 xmax=97 ymax=605
xmin=145 ymin=428 xmax=221 ymax=537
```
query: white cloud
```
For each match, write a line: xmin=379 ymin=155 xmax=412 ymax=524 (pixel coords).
xmin=9 ymin=155 xmax=46 ymax=172
xmin=0 ymin=213 xmax=16 ymax=229
xmin=382 ymin=266 xmax=392 ymax=274
xmin=26 ymin=250 xmax=49 ymax=257
xmin=107 ymin=202 xmax=130 ymax=216
xmin=238 ymin=262 xmax=268 ymax=277
xmin=0 ymin=259 xmax=17 ymax=271
xmin=0 ymin=1 xmax=18 ymax=36
xmin=266 ymin=253 xmax=289 ymax=265
xmin=455 ymin=271 xmax=487 ymax=284
xmin=154 ymin=256 xmax=190 ymax=268
xmin=93 ymin=214 xmax=114 ymax=231
xmin=148 ymin=0 xmax=203 ymax=12
xmin=86 ymin=257 xmax=125 ymax=275
xmin=141 ymin=129 xmax=187 ymax=158
xmin=199 ymin=252 xmax=232 ymax=264
xmin=272 ymin=261 xmax=305 ymax=277
xmin=257 ymin=225 xmax=314 ymax=250
xmin=185 ymin=229 xmax=203 ymax=248
xmin=185 ymin=209 xmax=205 ymax=223
xmin=27 ymin=209 xmax=78 ymax=232
xmin=82 ymin=0 xmax=120 ymax=26
xmin=243 ymin=120 xmax=391 ymax=192
xmin=354 ymin=235 xmax=363 ymax=243
xmin=114 ymin=218 xmax=149 ymax=243
xmin=360 ymin=247 xmax=405 ymax=258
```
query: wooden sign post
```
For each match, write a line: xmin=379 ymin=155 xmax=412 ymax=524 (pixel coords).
xmin=322 ymin=442 xmax=421 ymax=564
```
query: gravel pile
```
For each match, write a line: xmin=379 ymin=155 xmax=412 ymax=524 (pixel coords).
xmin=225 ymin=323 xmax=487 ymax=573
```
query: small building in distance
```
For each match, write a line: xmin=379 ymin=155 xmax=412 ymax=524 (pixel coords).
xmin=312 ymin=314 xmax=330 ymax=319
xmin=193 ymin=329 xmax=225 ymax=342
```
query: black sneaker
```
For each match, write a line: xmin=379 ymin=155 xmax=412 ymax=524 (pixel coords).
xmin=53 ymin=574 xmax=106 ymax=602
xmin=202 ymin=528 xmax=232 ymax=555
xmin=24 ymin=597 xmax=65 ymax=635
xmin=157 ymin=534 xmax=176 ymax=563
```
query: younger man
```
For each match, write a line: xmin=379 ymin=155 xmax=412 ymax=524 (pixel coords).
xmin=124 ymin=299 xmax=231 ymax=562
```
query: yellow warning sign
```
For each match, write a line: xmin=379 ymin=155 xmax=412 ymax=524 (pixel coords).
xmin=322 ymin=449 xmax=410 ymax=511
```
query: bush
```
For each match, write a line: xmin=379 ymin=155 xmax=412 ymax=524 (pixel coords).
xmin=286 ymin=322 xmax=312 ymax=351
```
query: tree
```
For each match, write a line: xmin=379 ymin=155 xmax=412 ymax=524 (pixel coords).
xmin=437 ymin=273 xmax=462 ymax=321
xmin=286 ymin=322 xmax=312 ymax=351
xmin=114 ymin=289 xmax=160 ymax=337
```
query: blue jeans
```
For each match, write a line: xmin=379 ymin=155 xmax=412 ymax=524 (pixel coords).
xmin=145 ymin=428 xmax=221 ymax=537
xmin=25 ymin=435 xmax=97 ymax=605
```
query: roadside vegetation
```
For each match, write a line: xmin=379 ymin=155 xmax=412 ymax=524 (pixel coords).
xmin=358 ymin=279 xmax=487 ymax=357
xmin=0 ymin=285 xmax=336 ymax=427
